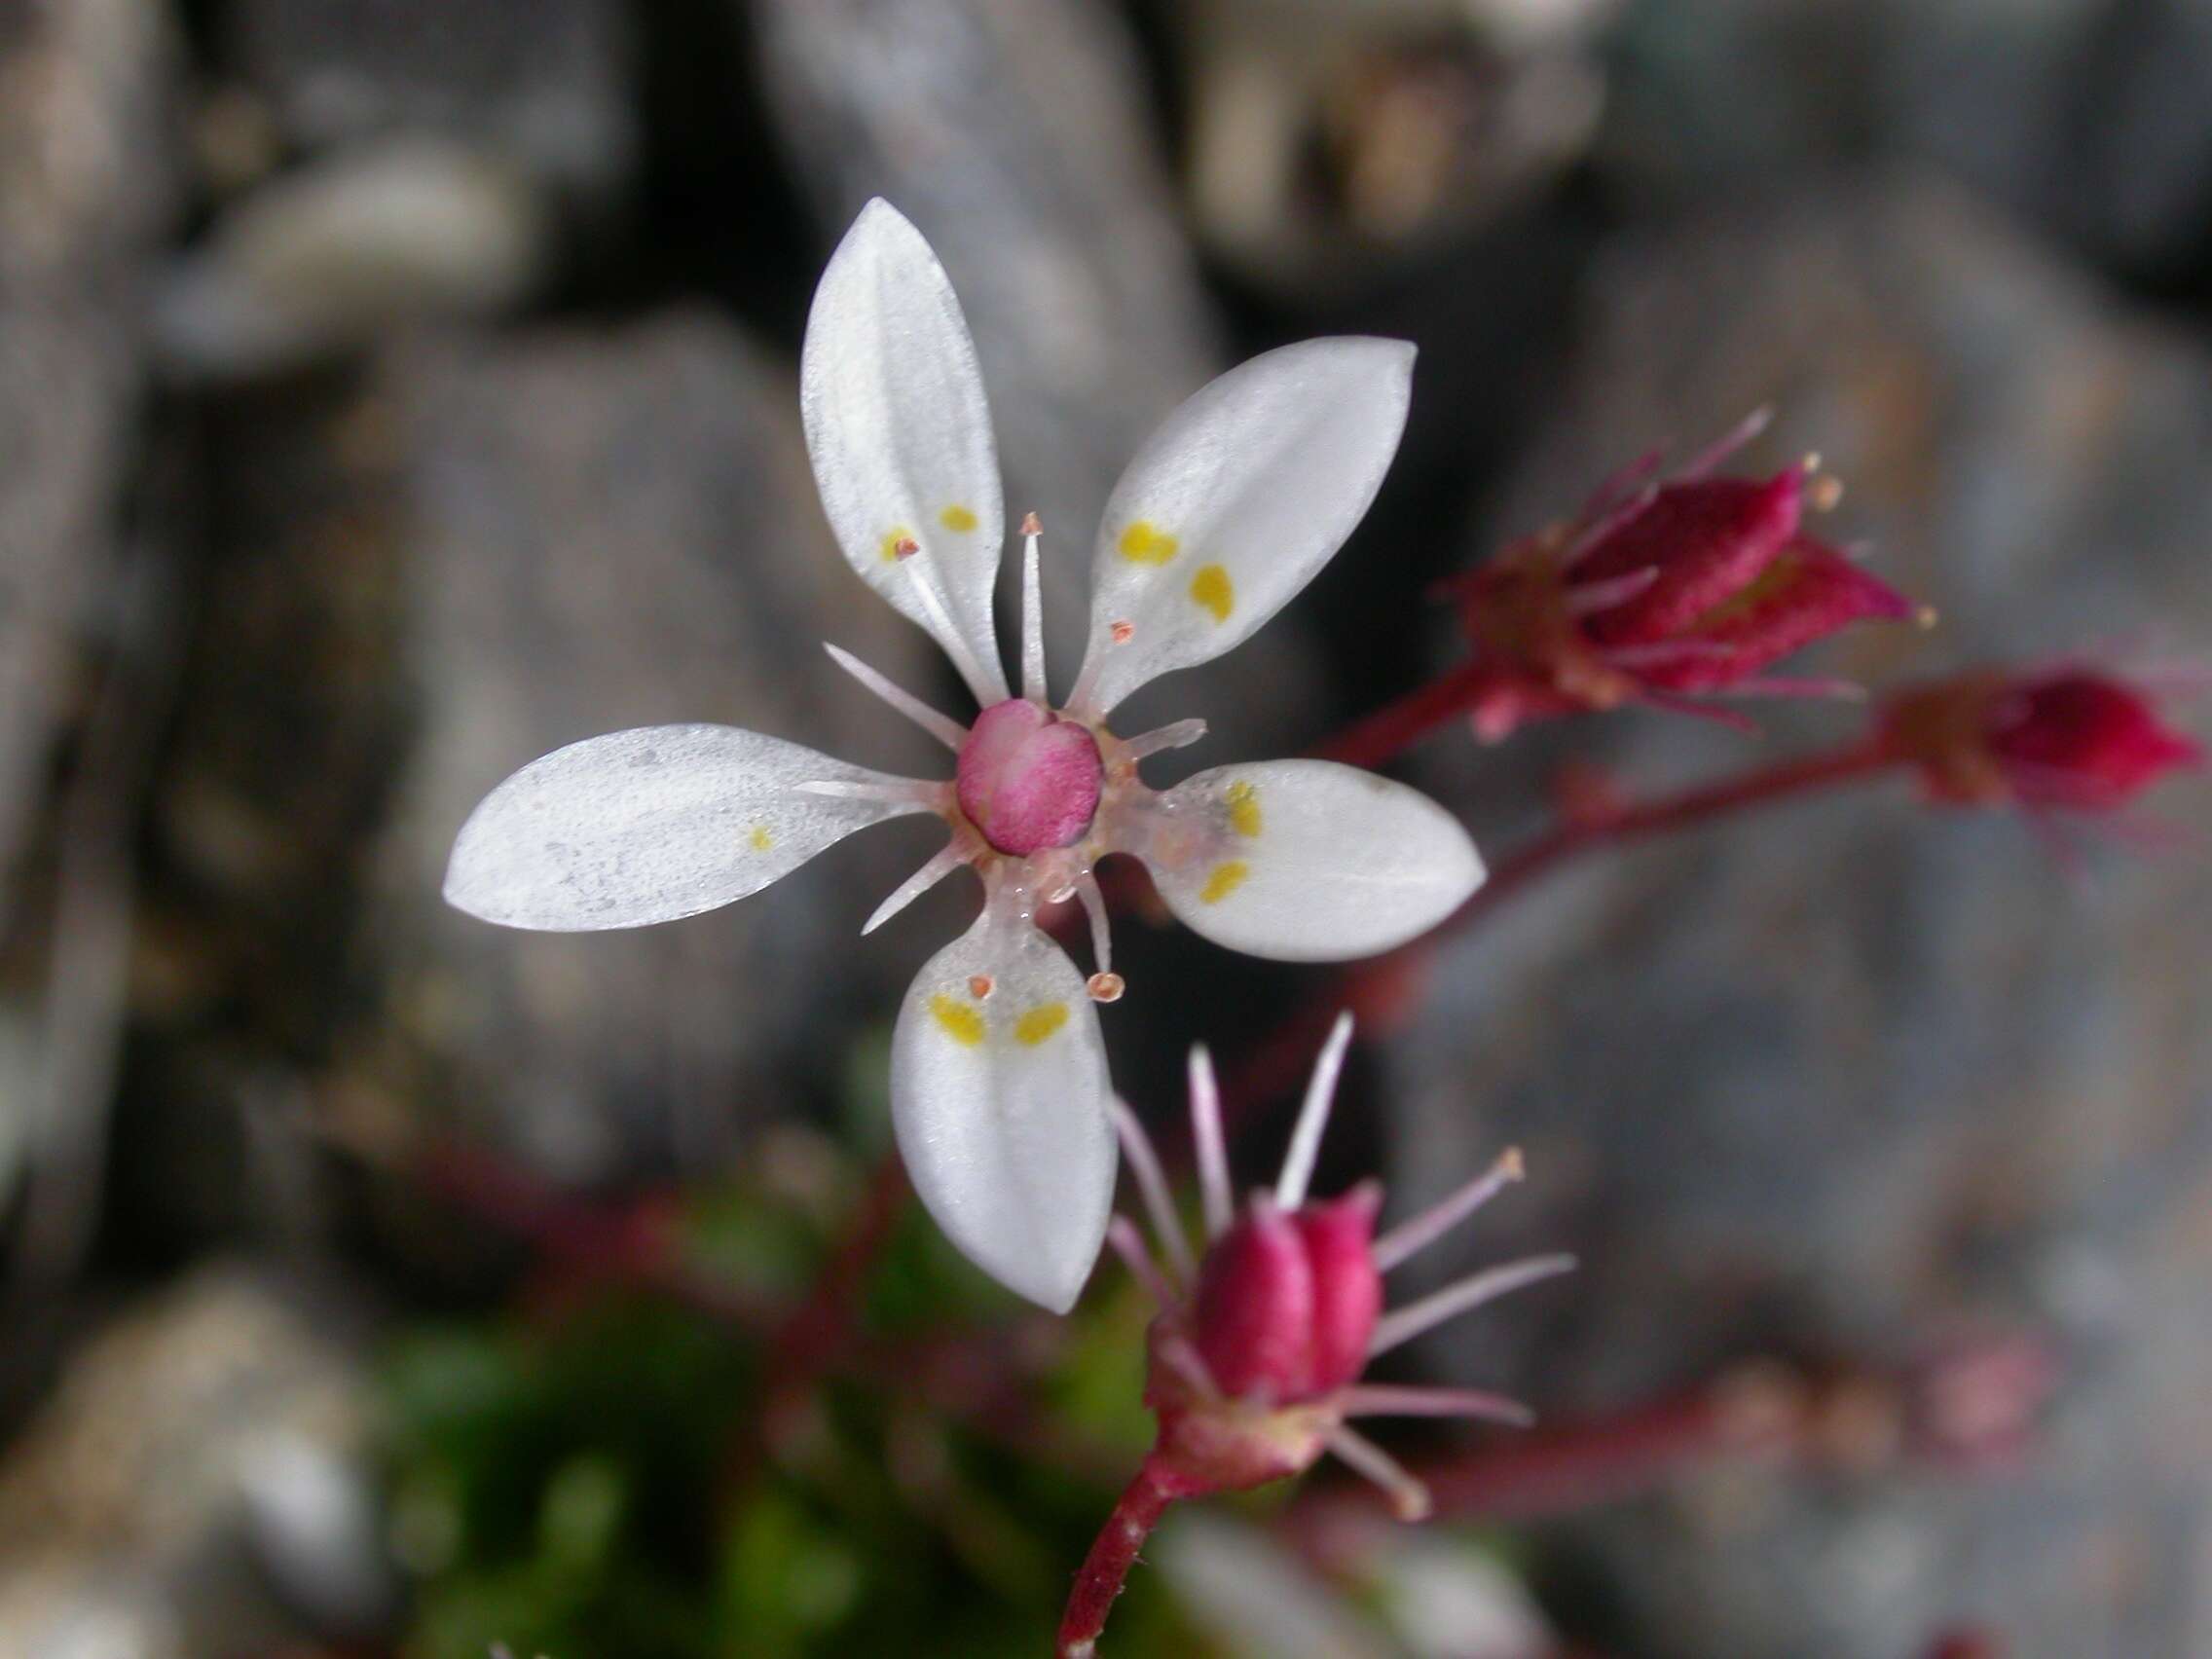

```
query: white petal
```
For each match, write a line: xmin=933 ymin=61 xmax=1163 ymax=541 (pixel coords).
xmin=800 ymin=200 xmax=1010 ymax=706
xmin=1070 ymin=338 xmax=1415 ymax=717
xmin=1135 ymin=760 xmax=1481 ymax=962
xmin=890 ymin=903 xmax=1115 ymax=1311
xmin=444 ymin=724 xmax=928 ymax=931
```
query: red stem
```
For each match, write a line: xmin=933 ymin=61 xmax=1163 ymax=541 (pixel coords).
xmin=1288 ymin=1367 xmax=1812 ymax=1566
xmin=1310 ymin=659 xmax=1494 ymax=767
xmin=1056 ymin=1459 xmax=1180 ymax=1658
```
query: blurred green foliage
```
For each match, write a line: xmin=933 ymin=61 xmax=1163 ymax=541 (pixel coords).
xmin=378 ymin=1145 xmax=1198 ymax=1658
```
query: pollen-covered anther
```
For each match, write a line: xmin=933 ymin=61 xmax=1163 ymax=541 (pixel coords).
xmin=1807 ymin=472 xmax=1845 ymax=512
xmin=1087 ymin=971 xmax=1125 ymax=1003
xmin=893 ymin=535 xmax=920 ymax=560
xmin=1021 ymin=510 xmax=1043 ymax=536
xmin=1110 ymin=620 xmax=1134 ymax=645
xmin=969 ymin=974 xmax=995 ymax=1000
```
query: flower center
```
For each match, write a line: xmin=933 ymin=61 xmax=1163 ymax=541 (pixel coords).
xmin=956 ymin=699 xmax=1104 ymax=857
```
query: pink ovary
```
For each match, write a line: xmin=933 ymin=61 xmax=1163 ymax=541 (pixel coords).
xmin=956 ymin=699 xmax=1106 ymax=856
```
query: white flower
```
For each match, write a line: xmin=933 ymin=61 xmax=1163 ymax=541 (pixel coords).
xmin=442 ymin=201 xmax=1485 ymax=1312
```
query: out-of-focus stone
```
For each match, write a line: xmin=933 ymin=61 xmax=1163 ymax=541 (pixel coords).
xmin=0 ymin=0 xmax=177 ymax=893
xmin=1881 ymin=0 xmax=2212 ymax=283
xmin=153 ymin=135 xmax=554 ymax=381
xmin=0 ymin=0 xmax=181 ymax=1221
xmin=369 ymin=312 xmax=946 ymax=1179
xmin=1390 ymin=176 xmax=2212 ymax=1658
xmin=0 ymin=1266 xmax=385 ymax=1655
xmin=1176 ymin=0 xmax=1610 ymax=295
xmin=158 ymin=0 xmax=636 ymax=381
xmin=1600 ymin=0 xmax=2212 ymax=285
xmin=220 ymin=0 xmax=634 ymax=202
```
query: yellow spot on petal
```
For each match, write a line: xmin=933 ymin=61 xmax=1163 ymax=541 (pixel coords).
xmin=1190 ymin=563 xmax=1234 ymax=623
xmin=1117 ymin=520 xmax=1179 ymax=565
xmin=1224 ymin=780 xmax=1261 ymax=838
xmin=1199 ymin=861 xmax=1249 ymax=904
xmin=940 ymin=503 xmax=977 ymax=533
xmin=880 ymin=527 xmax=919 ymax=563
xmin=749 ymin=825 xmax=775 ymax=852
xmin=930 ymin=994 xmax=985 ymax=1047
xmin=1014 ymin=1001 xmax=1069 ymax=1046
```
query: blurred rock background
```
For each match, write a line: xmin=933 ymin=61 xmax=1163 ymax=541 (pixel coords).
xmin=0 ymin=1 xmax=2204 ymax=1655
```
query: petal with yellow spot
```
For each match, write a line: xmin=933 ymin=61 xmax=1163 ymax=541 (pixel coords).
xmin=1014 ymin=1002 xmax=1070 ymax=1046
xmin=1117 ymin=521 xmax=1180 ymax=565
xmin=1190 ymin=564 xmax=1234 ymax=623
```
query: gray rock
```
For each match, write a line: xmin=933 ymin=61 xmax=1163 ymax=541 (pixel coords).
xmin=0 ymin=0 xmax=181 ymax=1234
xmin=152 ymin=135 xmax=555 ymax=381
xmin=157 ymin=0 xmax=636 ymax=381
xmin=0 ymin=1266 xmax=385 ymax=1656
xmin=219 ymin=0 xmax=635 ymax=202
xmin=0 ymin=0 xmax=178 ymax=896
xmin=1600 ymin=0 xmax=2212 ymax=282
xmin=1881 ymin=0 xmax=2212 ymax=282
xmin=1390 ymin=176 xmax=2212 ymax=1659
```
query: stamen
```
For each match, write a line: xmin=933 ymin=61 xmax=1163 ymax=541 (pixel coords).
xmin=1021 ymin=511 xmax=1048 ymax=703
xmin=823 ymin=643 xmax=968 ymax=750
xmin=1323 ymin=1425 xmax=1431 ymax=1522
xmin=1806 ymin=472 xmax=1844 ymax=512
xmin=1188 ymin=1046 xmax=1233 ymax=1240
xmin=1562 ymin=482 xmax=1659 ymax=567
xmin=1566 ymin=566 xmax=1661 ymax=617
xmin=1107 ymin=1215 xmax=1172 ymax=1309
xmin=1368 ymin=1253 xmax=1577 ymax=1358
xmin=1275 ymin=1012 xmax=1354 ymax=1210
xmin=1121 ymin=718 xmax=1207 ymax=760
xmin=1087 ymin=973 xmax=1125 ymax=1003
xmin=1371 ymin=1147 xmax=1525 ymax=1272
xmin=1109 ymin=1099 xmax=1195 ymax=1284
xmin=1678 ymin=405 xmax=1774 ymax=479
xmin=1076 ymin=871 xmax=1113 ymax=977
xmin=862 ymin=840 xmax=968 ymax=934
xmin=1339 ymin=1384 xmax=1534 ymax=1426
xmin=1575 ymin=447 xmax=1665 ymax=523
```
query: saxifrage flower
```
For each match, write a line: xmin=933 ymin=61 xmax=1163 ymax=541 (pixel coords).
xmin=1057 ymin=1015 xmax=1569 ymax=1656
xmin=441 ymin=202 xmax=1484 ymax=1312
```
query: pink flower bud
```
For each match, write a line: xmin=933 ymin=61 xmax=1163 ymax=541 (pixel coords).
xmin=1191 ymin=1187 xmax=1382 ymax=1403
xmin=1880 ymin=667 xmax=2201 ymax=812
xmin=1444 ymin=425 xmax=1915 ymax=740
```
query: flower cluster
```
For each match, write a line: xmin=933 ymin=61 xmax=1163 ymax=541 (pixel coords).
xmin=441 ymin=201 xmax=1484 ymax=1311
xmin=1059 ymin=1016 xmax=1569 ymax=1656
xmin=1439 ymin=412 xmax=1919 ymax=741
